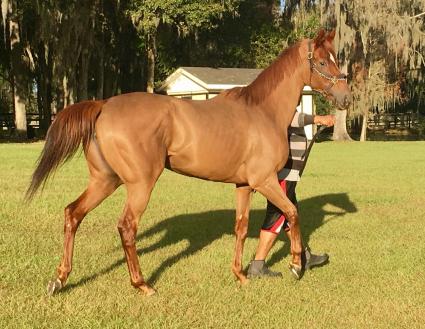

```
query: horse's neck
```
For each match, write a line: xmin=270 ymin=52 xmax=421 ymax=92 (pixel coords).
xmin=261 ymin=71 xmax=306 ymax=132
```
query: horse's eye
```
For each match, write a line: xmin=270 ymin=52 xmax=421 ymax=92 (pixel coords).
xmin=320 ymin=61 xmax=326 ymax=66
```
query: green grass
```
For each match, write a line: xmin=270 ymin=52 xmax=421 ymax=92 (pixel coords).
xmin=1 ymin=141 xmax=424 ymax=328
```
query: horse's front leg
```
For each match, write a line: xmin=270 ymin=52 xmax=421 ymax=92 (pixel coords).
xmin=255 ymin=176 xmax=303 ymax=278
xmin=232 ymin=184 xmax=253 ymax=285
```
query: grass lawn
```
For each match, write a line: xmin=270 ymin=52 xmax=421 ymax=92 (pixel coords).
xmin=0 ymin=141 xmax=424 ymax=328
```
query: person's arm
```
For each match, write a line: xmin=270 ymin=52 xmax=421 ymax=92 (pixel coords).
xmin=290 ymin=112 xmax=335 ymax=128
xmin=290 ymin=112 xmax=310 ymax=127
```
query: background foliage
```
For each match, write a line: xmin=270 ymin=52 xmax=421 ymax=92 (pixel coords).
xmin=0 ymin=0 xmax=424 ymax=140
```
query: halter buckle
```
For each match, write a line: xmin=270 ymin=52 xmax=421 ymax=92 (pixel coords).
xmin=307 ymin=51 xmax=313 ymax=60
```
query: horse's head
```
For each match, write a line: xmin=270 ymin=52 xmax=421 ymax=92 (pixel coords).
xmin=303 ymin=29 xmax=351 ymax=110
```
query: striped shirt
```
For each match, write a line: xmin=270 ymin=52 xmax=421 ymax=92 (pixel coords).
xmin=277 ymin=111 xmax=315 ymax=182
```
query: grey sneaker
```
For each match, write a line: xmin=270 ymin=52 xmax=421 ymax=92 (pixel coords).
xmin=304 ymin=247 xmax=329 ymax=270
xmin=289 ymin=247 xmax=329 ymax=280
xmin=247 ymin=260 xmax=282 ymax=279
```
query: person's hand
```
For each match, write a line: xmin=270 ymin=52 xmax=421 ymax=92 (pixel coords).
xmin=314 ymin=115 xmax=335 ymax=127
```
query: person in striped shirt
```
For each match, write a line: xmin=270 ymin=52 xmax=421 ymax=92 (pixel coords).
xmin=247 ymin=111 xmax=335 ymax=279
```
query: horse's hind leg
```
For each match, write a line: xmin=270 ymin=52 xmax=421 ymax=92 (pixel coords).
xmin=47 ymin=141 xmax=120 ymax=295
xmin=47 ymin=174 xmax=119 ymax=295
xmin=117 ymin=181 xmax=159 ymax=296
xmin=232 ymin=185 xmax=252 ymax=285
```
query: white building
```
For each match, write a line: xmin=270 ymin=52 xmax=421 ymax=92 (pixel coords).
xmin=158 ymin=67 xmax=316 ymax=139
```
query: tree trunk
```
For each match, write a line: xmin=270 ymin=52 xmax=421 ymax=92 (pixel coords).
xmin=96 ymin=50 xmax=104 ymax=99
xmin=333 ymin=110 xmax=353 ymax=141
xmin=1 ymin=0 xmax=8 ymax=42
xmin=103 ymin=57 xmax=119 ymax=98
xmin=63 ymin=72 xmax=75 ymax=107
xmin=96 ymin=38 xmax=105 ymax=99
xmin=319 ymin=0 xmax=325 ymax=25
xmin=103 ymin=61 xmax=113 ymax=98
xmin=359 ymin=114 xmax=367 ymax=141
xmin=63 ymin=75 xmax=69 ymax=108
xmin=146 ymin=32 xmax=156 ymax=93
xmin=78 ymin=49 xmax=90 ymax=101
xmin=335 ymin=0 xmax=341 ymax=50
xmin=9 ymin=0 xmax=27 ymax=139
xmin=37 ymin=42 xmax=53 ymax=134
xmin=332 ymin=1 xmax=353 ymax=141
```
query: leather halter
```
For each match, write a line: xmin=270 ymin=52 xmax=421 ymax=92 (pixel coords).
xmin=307 ymin=40 xmax=347 ymax=94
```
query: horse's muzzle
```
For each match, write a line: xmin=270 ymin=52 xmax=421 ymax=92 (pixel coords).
xmin=334 ymin=93 xmax=352 ymax=110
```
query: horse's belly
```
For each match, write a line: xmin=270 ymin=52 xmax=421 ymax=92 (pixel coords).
xmin=167 ymin=151 xmax=246 ymax=184
xmin=166 ymin=121 xmax=249 ymax=183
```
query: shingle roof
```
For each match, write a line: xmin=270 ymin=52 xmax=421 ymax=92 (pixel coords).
xmin=180 ymin=67 xmax=262 ymax=86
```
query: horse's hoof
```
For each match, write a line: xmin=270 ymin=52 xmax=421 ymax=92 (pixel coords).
xmin=289 ymin=263 xmax=303 ymax=280
xmin=47 ymin=278 xmax=63 ymax=296
xmin=139 ymin=285 xmax=157 ymax=296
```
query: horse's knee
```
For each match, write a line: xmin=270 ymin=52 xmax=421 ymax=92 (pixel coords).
xmin=118 ymin=230 xmax=136 ymax=248
xmin=64 ymin=204 xmax=85 ymax=232
xmin=286 ymin=208 xmax=298 ymax=225
xmin=234 ymin=214 xmax=248 ymax=240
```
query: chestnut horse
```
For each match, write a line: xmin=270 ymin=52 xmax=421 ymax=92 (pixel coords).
xmin=27 ymin=29 xmax=351 ymax=296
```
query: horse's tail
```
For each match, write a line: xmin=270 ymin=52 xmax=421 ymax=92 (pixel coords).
xmin=26 ymin=100 xmax=105 ymax=201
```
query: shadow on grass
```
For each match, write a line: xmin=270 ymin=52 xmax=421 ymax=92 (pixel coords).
xmin=0 ymin=136 xmax=43 ymax=143
xmin=63 ymin=192 xmax=357 ymax=291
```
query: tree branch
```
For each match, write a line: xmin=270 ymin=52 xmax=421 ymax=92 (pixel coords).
xmin=25 ymin=45 xmax=36 ymax=71
xmin=410 ymin=12 xmax=425 ymax=19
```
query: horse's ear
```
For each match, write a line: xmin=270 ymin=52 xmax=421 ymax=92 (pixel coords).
xmin=314 ymin=29 xmax=327 ymax=47
xmin=327 ymin=29 xmax=336 ymax=42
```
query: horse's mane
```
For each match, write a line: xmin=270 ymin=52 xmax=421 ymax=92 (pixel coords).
xmin=225 ymin=41 xmax=302 ymax=105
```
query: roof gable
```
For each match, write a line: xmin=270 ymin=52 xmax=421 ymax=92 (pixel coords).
xmin=158 ymin=67 xmax=263 ymax=93
xmin=180 ymin=67 xmax=262 ymax=86
xmin=166 ymin=74 xmax=207 ymax=95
